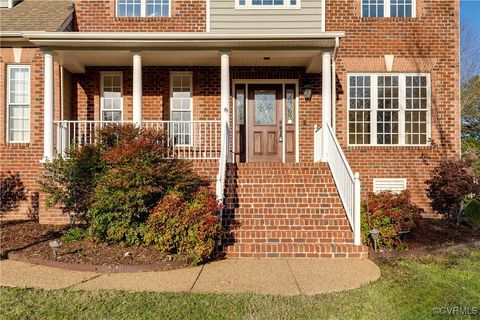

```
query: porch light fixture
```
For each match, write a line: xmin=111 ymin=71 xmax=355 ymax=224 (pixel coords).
xmin=370 ymin=229 xmax=380 ymax=252
xmin=303 ymin=76 xmax=313 ymax=100
xmin=49 ymin=240 xmax=62 ymax=261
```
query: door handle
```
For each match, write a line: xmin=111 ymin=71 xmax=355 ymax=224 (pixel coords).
xmin=278 ymin=120 xmax=283 ymax=143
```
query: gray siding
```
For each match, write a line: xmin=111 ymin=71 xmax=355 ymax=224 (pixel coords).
xmin=210 ymin=0 xmax=324 ymax=34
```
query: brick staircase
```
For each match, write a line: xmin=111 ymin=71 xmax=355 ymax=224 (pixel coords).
xmin=222 ymin=162 xmax=368 ymax=259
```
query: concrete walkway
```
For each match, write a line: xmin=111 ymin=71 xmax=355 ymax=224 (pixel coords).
xmin=0 ymin=259 xmax=380 ymax=296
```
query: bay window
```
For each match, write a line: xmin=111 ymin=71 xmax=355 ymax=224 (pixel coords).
xmin=348 ymin=73 xmax=430 ymax=146
xmin=7 ymin=65 xmax=30 ymax=143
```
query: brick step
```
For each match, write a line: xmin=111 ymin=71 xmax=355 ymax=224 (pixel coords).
xmin=224 ymin=243 xmax=368 ymax=259
xmin=223 ymin=209 xmax=348 ymax=218
xmin=226 ymin=230 xmax=354 ymax=243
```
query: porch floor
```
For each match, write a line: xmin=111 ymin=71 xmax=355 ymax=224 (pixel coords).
xmin=0 ymin=258 xmax=380 ymax=296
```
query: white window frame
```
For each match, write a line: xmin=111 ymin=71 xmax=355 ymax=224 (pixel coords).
xmin=6 ymin=65 xmax=30 ymax=144
xmin=170 ymin=72 xmax=193 ymax=147
xmin=235 ymin=0 xmax=301 ymax=10
xmin=361 ymin=0 xmax=416 ymax=18
xmin=347 ymin=73 xmax=430 ymax=147
xmin=100 ymin=72 xmax=124 ymax=122
xmin=116 ymin=0 xmax=171 ymax=17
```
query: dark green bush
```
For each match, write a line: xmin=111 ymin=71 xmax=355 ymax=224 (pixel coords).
xmin=465 ymin=199 xmax=480 ymax=229
xmin=144 ymin=187 xmax=222 ymax=265
xmin=361 ymin=191 xmax=423 ymax=249
xmin=39 ymin=145 xmax=104 ymax=225
xmin=86 ymin=127 xmax=208 ymax=245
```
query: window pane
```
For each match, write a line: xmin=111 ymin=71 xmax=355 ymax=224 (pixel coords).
xmin=348 ymin=75 xmax=372 ymax=145
xmin=254 ymin=90 xmax=276 ymax=125
xmin=391 ymin=0 xmax=413 ymax=17
xmin=147 ymin=0 xmax=169 ymax=17
xmin=117 ymin=0 xmax=141 ymax=17
xmin=362 ymin=0 xmax=384 ymax=17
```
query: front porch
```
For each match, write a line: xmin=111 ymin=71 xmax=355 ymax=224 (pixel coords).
xmin=28 ymin=32 xmax=362 ymax=248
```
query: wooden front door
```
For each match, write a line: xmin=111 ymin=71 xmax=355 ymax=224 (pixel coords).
xmin=248 ymin=84 xmax=283 ymax=162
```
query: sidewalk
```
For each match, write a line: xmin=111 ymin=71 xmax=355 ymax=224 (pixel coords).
xmin=0 ymin=258 xmax=380 ymax=296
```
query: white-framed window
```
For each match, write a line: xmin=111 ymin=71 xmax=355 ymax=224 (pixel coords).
xmin=170 ymin=72 xmax=193 ymax=146
xmin=116 ymin=0 xmax=170 ymax=17
xmin=361 ymin=0 xmax=415 ymax=17
xmin=100 ymin=72 xmax=123 ymax=121
xmin=236 ymin=0 xmax=300 ymax=9
xmin=7 ymin=65 xmax=30 ymax=143
xmin=348 ymin=73 xmax=430 ymax=146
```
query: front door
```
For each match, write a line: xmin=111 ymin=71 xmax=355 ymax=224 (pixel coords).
xmin=248 ymin=84 xmax=283 ymax=162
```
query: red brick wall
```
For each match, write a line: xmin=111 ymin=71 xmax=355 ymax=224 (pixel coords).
xmin=0 ymin=48 xmax=68 ymax=223
xmin=327 ymin=0 xmax=461 ymax=213
xmin=74 ymin=0 xmax=206 ymax=32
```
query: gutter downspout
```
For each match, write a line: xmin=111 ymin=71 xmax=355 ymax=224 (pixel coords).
xmin=332 ymin=37 xmax=339 ymax=132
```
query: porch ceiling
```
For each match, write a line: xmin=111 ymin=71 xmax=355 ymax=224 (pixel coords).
xmin=53 ymin=50 xmax=325 ymax=74
xmin=22 ymin=32 xmax=344 ymax=73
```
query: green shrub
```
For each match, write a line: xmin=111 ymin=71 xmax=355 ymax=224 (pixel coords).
xmin=465 ymin=199 xmax=480 ymax=229
xmin=86 ymin=127 xmax=208 ymax=245
xmin=61 ymin=227 xmax=86 ymax=243
xmin=144 ymin=188 xmax=222 ymax=265
xmin=361 ymin=191 xmax=423 ymax=249
xmin=39 ymin=145 xmax=104 ymax=224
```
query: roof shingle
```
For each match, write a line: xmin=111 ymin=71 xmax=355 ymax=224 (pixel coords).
xmin=0 ymin=0 xmax=74 ymax=32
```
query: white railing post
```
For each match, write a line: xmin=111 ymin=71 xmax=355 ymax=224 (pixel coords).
xmin=321 ymin=51 xmax=332 ymax=162
xmin=354 ymin=172 xmax=361 ymax=246
xmin=132 ymin=51 xmax=143 ymax=127
xmin=41 ymin=50 xmax=54 ymax=163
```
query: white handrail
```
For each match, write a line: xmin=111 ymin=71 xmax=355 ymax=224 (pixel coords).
xmin=53 ymin=120 xmax=221 ymax=160
xmin=215 ymin=121 xmax=229 ymax=202
xmin=315 ymin=123 xmax=361 ymax=246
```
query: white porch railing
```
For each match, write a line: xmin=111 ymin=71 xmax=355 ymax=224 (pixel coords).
xmin=314 ymin=123 xmax=361 ymax=246
xmin=53 ymin=120 xmax=221 ymax=160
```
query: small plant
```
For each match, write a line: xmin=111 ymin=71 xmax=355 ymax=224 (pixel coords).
xmin=426 ymin=159 xmax=480 ymax=222
xmin=464 ymin=199 xmax=480 ymax=229
xmin=144 ymin=188 xmax=222 ymax=265
xmin=61 ymin=227 xmax=86 ymax=243
xmin=0 ymin=171 xmax=27 ymax=215
xmin=361 ymin=191 xmax=422 ymax=249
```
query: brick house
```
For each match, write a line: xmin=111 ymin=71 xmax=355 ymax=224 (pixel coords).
xmin=0 ymin=0 xmax=460 ymax=258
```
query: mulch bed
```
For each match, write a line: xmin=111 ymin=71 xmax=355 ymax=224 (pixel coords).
xmin=0 ymin=220 xmax=189 ymax=271
xmin=369 ymin=218 xmax=480 ymax=258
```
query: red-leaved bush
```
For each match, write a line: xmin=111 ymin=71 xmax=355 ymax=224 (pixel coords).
xmin=361 ymin=191 xmax=423 ymax=249
xmin=144 ymin=187 xmax=222 ymax=265
xmin=426 ymin=159 xmax=480 ymax=221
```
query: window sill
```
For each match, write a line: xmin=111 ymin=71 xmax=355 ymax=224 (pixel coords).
xmin=2 ymin=142 xmax=31 ymax=148
xmin=360 ymin=17 xmax=417 ymax=22
xmin=347 ymin=144 xmax=434 ymax=151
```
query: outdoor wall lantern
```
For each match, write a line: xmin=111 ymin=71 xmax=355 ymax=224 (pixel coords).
xmin=303 ymin=77 xmax=313 ymax=100
xmin=49 ymin=240 xmax=62 ymax=261
xmin=370 ymin=229 xmax=380 ymax=252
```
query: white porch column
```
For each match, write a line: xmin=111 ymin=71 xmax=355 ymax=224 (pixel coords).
xmin=321 ymin=51 xmax=332 ymax=162
xmin=42 ymin=50 xmax=54 ymax=162
xmin=132 ymin=51 xmax=143 ymax=127
xmin=220 ymin=51 xmax=230 ymax=158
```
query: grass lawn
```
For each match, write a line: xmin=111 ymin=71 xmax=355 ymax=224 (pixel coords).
xmin=1 ymin=249 xmax=480 ymax=320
